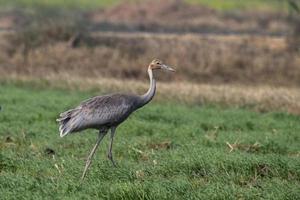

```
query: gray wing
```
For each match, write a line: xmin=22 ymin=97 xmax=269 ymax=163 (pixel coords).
xmin=57 ymin=93 xmax=139 ymax=137
xmin=78 ymin=94 xmax=137 ymax=127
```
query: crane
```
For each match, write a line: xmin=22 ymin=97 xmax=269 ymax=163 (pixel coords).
xmin=56 ymin=59 xmax=175 ymax=180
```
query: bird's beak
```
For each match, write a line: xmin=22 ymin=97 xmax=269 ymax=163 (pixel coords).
xmin=161 ymin=64 xmax=176 ymax=72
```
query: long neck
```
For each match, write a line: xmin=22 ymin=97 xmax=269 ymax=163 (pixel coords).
xmin=138 ymin=68 xmax=156 ymax=108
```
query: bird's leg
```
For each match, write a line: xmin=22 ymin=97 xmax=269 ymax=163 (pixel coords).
xmin=107 ymin=127 xmax=117 ymax=167
xmin=81 ymin=130 xmax=107 ymax=181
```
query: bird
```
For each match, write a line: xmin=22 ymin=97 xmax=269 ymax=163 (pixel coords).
xmin=56 ymin=59 xmax=175 ymax=180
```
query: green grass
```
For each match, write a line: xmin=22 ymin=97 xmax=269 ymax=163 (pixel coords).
xmin=0 ymin=83 xmax=300 ymax=199
xmin=187 ymin=0 xmax=287 ymax=11
xmin=0 ymin=0 xmax=289 ymax=11
xmin=0 ymin=0 xmax=121 ymax=10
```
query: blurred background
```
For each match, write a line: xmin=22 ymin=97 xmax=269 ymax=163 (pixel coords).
xmin=0 ymin=0 xmax=300 ymax=113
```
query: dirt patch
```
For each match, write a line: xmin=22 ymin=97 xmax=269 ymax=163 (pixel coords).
xmin=0 ymin=9 xmax=27 ymax=30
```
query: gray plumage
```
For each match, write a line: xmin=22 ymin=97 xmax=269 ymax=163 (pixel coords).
xmin=56 ymin=59 xmax=175 ymax=180
xmin=57 ymin=94 xmax=141 ymax=137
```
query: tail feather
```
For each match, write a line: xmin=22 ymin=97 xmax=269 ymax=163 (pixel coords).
xmin=58 ymin=116 xmax=72 ymax=137
xmin=57 ymin=108 xmax=81 ymax=137
xmin=58 ymin=108 xmax=80 ymax=118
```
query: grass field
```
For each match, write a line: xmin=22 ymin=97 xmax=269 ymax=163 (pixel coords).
xmin=0 ymin=0 xmax=120 ymax=9
xmin=0 ymin=0 xmax=287 ymax=11
xmin=0 ymin=84 xmax=300 ymax=199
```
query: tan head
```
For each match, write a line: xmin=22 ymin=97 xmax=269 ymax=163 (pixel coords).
xmin=148 ymin=59 xmax=175 ymax=72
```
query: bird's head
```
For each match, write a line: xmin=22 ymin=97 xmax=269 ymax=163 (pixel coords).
xmin=149 ymin=59 xmax=175 ymax=72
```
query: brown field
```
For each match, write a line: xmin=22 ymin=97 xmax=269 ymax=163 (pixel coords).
xmin=89 ymin=0 xmax=290 ymax=35
xmin=1 ymin=31 xmax=299 ymax=86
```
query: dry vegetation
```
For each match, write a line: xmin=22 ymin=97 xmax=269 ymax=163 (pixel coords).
xmin=1 ymin=31 xmax=299 ymax=86
xmin=3 ymin=74 xmax=300 ymax=115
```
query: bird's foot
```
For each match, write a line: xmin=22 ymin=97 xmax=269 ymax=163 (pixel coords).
xmin=111 ymin=160 xmax=118 ymax=168
xmin=107 ymin=154 xmax=118 ymax=167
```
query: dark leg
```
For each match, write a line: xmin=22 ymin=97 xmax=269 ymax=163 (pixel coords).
xmin=107 ymin=127 xmax=117 ymax=167
xmin=81 ymin=130 xmax=107 ymax=181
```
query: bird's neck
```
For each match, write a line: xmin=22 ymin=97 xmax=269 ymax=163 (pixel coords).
xmin=139 ymin=68 xmax=156 ymax=107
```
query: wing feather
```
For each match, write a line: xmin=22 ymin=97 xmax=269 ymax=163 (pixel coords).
xmin=57 ymin=94 xmax=138 ymax=137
